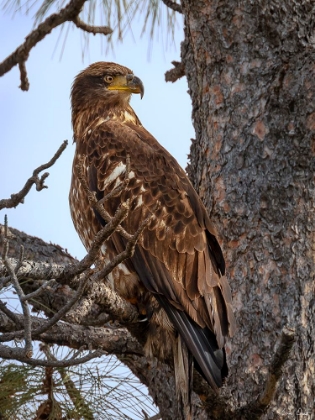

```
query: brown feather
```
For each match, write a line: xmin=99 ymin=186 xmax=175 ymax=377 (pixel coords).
xmin=69 ymin=62 xmax=236 ymax=418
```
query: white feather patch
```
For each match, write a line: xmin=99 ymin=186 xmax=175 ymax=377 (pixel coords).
xmin=104 ymin=162 xmax=126 ymax=187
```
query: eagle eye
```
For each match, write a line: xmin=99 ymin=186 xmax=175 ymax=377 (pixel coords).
xmin=104 ymin=75 xmax=114 ymax=83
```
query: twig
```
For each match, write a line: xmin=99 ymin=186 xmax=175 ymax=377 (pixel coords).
xmin=21 ymin=279 xmax=56 ymax=302
xmin=0 ymin=141 xmax=68 ymax=210
xmin=161 ymin=0 xmax=182 ymax=13
xmin=72 ymin=16 xmax=113 ymax=36
xmin=0 ymin=272 xmax=88 ymax=342
xmin=18 ymin=61 xmax=30 ymax=91
xmin=32 ymin=275 xmax=87 ymax=336
xmin=142 ymin=410 xmax=161 ymax=420
xmin=0 ymin=0 xmax=105 ymax=90
xmin=0 ymin=311 xmax=143 ymax=356
xmin=0 ymin=204 xmax=128 ymax=288
xmin=99 ymin=154 xmax=131 ymax=203
xmin=0 ymin=343 xmax=103 ymax=367
xmin=76 ymin=156 xmax=135 ymax=242
xmin=15 ymin=245 xmax=25 ymax=274
xmin=2 ymin=239 xmax=33 ymax=357
xmin=165 ymin=61 xmax=185 ymax=83
xmin=63 ymin=202 xmax=130 ymax=279
xmin=96 ymin=210 xmax=155 ymax=282
xmin=0 ymin=205 xmax=126 ymax=287
xmin=0 ymin=300 xmax=23 ymax=329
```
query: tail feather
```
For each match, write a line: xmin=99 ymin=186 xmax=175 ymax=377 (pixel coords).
xmin=156 ymin=295 xmax=226 ymax=390
xmin=173 ymin=336 xmax=193 ymax=420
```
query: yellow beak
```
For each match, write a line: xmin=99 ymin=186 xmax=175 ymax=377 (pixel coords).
xmin=107 ymin=74 xmax=144 ymax=99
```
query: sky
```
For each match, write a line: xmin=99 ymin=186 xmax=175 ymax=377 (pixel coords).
xmin=0 ymin=2 xmax=194 ymax=260
xmin=0 ymin=4 xmax=195 ymax=416
xmin=0 ymin=3 xmax=194 ymax=416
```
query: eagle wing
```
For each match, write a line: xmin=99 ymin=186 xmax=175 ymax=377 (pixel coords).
xmin=80 ymin=119 xmax=235 ymax=388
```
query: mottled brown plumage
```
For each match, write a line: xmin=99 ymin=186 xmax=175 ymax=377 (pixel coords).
xmin=69 ymin=62 xmax=236 ymax=417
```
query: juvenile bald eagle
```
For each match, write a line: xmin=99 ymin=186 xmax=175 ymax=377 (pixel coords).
xmin=69 ymin=62 xmax=235 ymax=417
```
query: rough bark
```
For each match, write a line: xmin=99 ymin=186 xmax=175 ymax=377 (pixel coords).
xmin=1 ymin=226 xmax=211 ymax=419
xmin=2 ymin=0 xmax=315 ymax=418
xmin=183 ymin=1 xmax=315 ymax=419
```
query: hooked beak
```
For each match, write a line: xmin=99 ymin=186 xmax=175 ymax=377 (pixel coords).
xmin=107 ymin=74 xmax=144 ymax=99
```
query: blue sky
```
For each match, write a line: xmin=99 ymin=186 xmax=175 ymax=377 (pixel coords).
xmin=0 ymin=4 xmax=194 ymax=260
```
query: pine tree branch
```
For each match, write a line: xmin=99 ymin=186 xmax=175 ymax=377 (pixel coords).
xmin=0 ymin=0 xmax=109 ymax=90
xmin=161 ymin=0 xmax=182 ymax=13
xmin=0 ymin=141 xmax=68 ymax=210
xmin=72 ymin=16 xmax=113 ymax=36
xmin=0 ymin=299 xmax=24 ymax=329
xmin=0 ymin=343 xmax=103 ymax=367
xmin=165 ymin=61 xmax=185 ymax=83
xmin=2 ymin=239 xmax=33 ymax=357
xmin=0 ymin=311 xmax=143 ymax=355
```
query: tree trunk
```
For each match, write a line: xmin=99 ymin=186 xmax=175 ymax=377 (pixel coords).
xmin=2 ymin=1 xmax=315 ymax=418
xmin=183 ymin=0 xmax=315 ymax=418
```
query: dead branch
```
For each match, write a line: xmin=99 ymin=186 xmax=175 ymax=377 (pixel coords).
xmin=72 ymin=16 xmax=113 ymax=36
xmin=0 ymin=271 xmax=88 ymax=343
xmin=161 ymin=0 xmax=182 ymax=13
xmin=0 ymin=203 xmax=128 ymax=286
xmin=0 ymin=343 xmax=103 ymax=367
xmin=76 ymin=155 xmax=135 ymax=242
xmin=21 ymin=279 xmax=57 ymax=302
xmin=0 ymin=0 xmax=112 ymax=90
xmin=165 ymin=61 xmax=185 ymax=83
xmin=0 ymin=311 xmax=143 ymax=356
xmin=0 ymin=300 xmax=23 ymax=328
xmin=0 ymin=153 xmax=152 ymax=370
xmin=2 ymin=239 xmax=33 ymax=357
xmin=0 ymin=141 xmax=68 ymax=210
xmin=89 ymin=282 xmax=139 ymax=323
xmin=18 ymin=61 xmax=30 ymax=90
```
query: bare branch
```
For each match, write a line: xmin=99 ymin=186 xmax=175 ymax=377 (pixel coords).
xmin=0 ymin=343 xmax=103 ymax=367
xmin=89 ymin=282 xmax=139 ymax=324
xmin=21 ymin=279 xmax=57 ymax=302
xmin=0 ymin=311 xmax=143 ymax=356
xmin=0 ymin=203 xmax=128 ymax=287
xmin=99 ymin=154 xmax=131 ymax=203
xmin=0 ymin=300 xmax=23 ymax=329
xmin=0 ymin=141 xmax=68 ymax=210
xmin=165 ymin=60 xmax=185 ymax=83
xmin=0 ymin=0 xmax=88 ymax=89
xmin=72 ymin=16 xmax=113 ymax=36
xmin=161 ymin=0 xmax=182 ymax=13
xmin=64 ymin=202 xmax=130 ymax=279
xmin=18 ymin=61 xmax=30 ymax=91
xmin=76 ymin=156 xmax=135 ymax=242
xmin=2 ymin=239 xmax=33 ymax=357
xmin=0 ymin=272 xmax=87 ymax=342
xmin=142 ymin=410 xmax=162 ymax=420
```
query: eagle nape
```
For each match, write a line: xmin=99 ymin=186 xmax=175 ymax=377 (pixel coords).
xmin=69 ymin=61 xmax=235 ymax=418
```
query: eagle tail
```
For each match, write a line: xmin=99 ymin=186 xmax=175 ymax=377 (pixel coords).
xmin=173 ymin=335 xmax=193 ymax=420
xmin=157 ymin=295 xmax=226 ymax=390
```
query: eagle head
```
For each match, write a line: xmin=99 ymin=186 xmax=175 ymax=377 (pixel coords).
xmin=71 ymin=61 xmax=144 ymax=109
xmin=71 ymin=62 xmax=144 ymax=137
